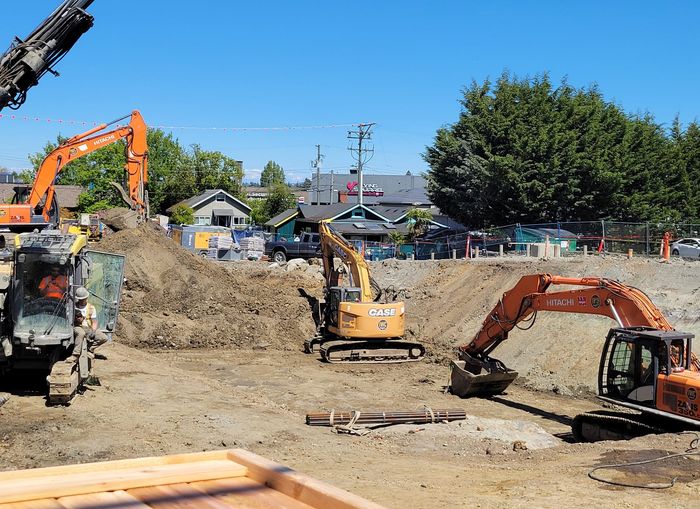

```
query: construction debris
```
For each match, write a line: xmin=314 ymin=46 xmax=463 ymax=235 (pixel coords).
xmin=0 ymin=393 xmax=9 ymax=407
xmin=306 ymin=408 xmax=466 ymax=427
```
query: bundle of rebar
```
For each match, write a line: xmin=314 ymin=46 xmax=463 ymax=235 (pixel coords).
xmin=306 ymin=408 xmax=466 ymax=426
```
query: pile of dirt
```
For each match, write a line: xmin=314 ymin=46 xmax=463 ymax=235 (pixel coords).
xmin=99 ymin=224 xmax=321 ymax=350
xmin=98 ymin=207 xmax=140 ymax=231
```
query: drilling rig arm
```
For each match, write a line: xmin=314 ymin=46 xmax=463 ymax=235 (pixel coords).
xmin=0 ymin=1 xmax=95 ymax=112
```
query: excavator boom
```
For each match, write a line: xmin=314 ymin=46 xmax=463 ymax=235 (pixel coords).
xmin=0 ymin=110 xmax=148 ymax=229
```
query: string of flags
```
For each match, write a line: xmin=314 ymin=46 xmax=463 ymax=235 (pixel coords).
xmin=0 ymin=113 xmax=365 ymax=132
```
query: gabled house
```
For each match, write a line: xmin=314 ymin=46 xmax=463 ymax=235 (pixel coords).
xmin=264 ymin=203 xmax=408 ymax=242
xmin=166 ymin=189 xmax=251 ymax=228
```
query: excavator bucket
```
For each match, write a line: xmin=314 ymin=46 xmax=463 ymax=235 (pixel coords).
xmin=450 ymin=353 xmax=518 ymax=398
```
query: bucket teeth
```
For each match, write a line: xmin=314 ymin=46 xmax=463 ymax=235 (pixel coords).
xmin=450 ymin=354 xmax=518 ymax=397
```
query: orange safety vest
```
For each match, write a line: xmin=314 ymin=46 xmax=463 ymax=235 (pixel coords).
xmin=38 ymin=275 xmax=67 ymax=300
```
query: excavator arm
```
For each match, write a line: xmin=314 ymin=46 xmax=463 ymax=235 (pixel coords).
xmin=461 ymin=274 xmax=673 ymax=358
xmin=318 ymin=221 xmax=378 ymax=302
xmin=0 ymin=1 xmax=94 ymax=112
xmin=27 ymin=110 xmax=148 ymax=223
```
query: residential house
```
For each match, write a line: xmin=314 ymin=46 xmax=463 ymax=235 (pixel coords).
xmin=167 ymin=189 xmax=251 ymax=228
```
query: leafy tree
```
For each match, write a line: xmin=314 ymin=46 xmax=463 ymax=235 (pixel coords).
xmin=248 ymin=199 xmax=269 ymax=225
xmin=25 ymin=129 xmax=244 ymax=215
xmin=425 ymin=72 xmax=689 ymax=226
xmin=260 ymin=161 xmax=285 ymax=187
xmin=388 ymin=231 xmax=405 ymax=245
xmin=406 ymin=208 xmax=433 ymax=239
xmin=170 ymin=204 xmax=194 ymax=225
xmin=262 ymin=183 xmax=297 ymax=222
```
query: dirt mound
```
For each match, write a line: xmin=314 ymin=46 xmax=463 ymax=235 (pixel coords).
xmin=99 ymin=224 xmax=321 ymax=350
xmin=98 ymin=207 xmax=140 ymax=231
xmin=371 ymin=256 xmax=700 ymax=394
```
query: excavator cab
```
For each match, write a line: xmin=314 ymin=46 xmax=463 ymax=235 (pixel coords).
xmin=599 ymin=328 xmax=696 ymax=410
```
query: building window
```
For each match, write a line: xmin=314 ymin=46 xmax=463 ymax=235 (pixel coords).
xmin=216 ymin=193 xmax=225 ymax=201
xmin=194 ymin=216 xmax=211 ymax=225
xmin=233 ymin=217 xmax=248 ymax=225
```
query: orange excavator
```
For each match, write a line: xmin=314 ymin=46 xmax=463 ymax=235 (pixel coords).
xmin=0 ymin=110 xmax=148 ymax=230
xmin=450 ymin=274 xmax=700 ymax=441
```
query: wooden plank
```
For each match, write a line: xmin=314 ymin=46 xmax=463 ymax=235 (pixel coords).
xmin=57 ymin=490 xmax=151 ymax=509
xmin=0 ymin=460 xmax=247 ymax=504
xmin=227 ymin=450 xmax=385 ymax=509
xmin=128 ymin=484 xmax=232 ymax=509
xmin=0 ymin=451 xmax=231 ymax=482
xmin=0 ymin=501 xmax=63 ymax=509
xmin=193 ymin=477 xmax=316 ymax=509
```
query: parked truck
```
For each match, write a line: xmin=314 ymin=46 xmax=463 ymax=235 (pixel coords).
xmin=265 ymin=232 xmax=321 ymax=263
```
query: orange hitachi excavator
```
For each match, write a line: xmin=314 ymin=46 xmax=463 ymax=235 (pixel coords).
xmin=450 ymin=274 xmax=700 ymax=441
xmin=0 ymin=110 xmax=148 ymax=230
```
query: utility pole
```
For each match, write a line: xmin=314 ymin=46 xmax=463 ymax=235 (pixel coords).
xmin=311 ymin=144 xmax=323 ymax=205
xmin=348 ymin=123 xmax=375 ymax=205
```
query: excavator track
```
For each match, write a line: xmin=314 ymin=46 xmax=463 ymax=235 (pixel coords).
xmin=572 ymin=410 xmax=666 ymax=442
xmin=319 ymin=339 xmax=425 ymax=364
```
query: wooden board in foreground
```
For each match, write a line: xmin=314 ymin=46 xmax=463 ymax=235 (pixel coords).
xmin=0 ymin=449 xmax=385 ymax=509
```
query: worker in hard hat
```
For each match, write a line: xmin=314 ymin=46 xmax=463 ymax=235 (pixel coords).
xmin=38 ymin=265 xmax=68 ymax=300
xmin=72 ymin=286 xmax=108 ymax=360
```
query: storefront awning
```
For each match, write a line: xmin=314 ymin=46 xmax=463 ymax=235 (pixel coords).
xmin=213 ymin=209 xmax=234 ymax=216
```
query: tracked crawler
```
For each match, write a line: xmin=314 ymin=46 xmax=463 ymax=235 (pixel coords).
xmin=303 ymin=221 xmax=425 ymax=363
xmin=449 ymin=274 xmax=700 ymax=441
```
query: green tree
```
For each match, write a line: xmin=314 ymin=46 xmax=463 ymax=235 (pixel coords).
xmin=425 ymin=72 xmax=683 ymax=225
xmin=170 ymin=204 xmax=194 ymax=225
xmin=25 ymin=129 xmax=244 ymax=216
xmin=406 ymin=208 xmax=433 ymax=239
xmin=248 ymin=199 xmax=269 ymax=225
xmin=388 ymin=231 xmax=405 ymax=245
xmin=262 ymin=183 xmax=297 ymax=222
xmin=260 ymin=161 xmax=285 ymax=187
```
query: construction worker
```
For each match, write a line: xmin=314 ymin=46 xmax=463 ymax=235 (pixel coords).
xmin=73 ymin=286 xmax=108 ymax=360
xmin=38 ymin=265 xmax=67 ymax=300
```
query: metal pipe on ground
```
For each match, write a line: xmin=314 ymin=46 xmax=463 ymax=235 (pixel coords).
xmin=306 ymin=409 xmax=466 ymax=426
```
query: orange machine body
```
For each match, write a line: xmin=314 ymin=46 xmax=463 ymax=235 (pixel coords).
xmin=0 ymin=110 xmax=148 ymax=230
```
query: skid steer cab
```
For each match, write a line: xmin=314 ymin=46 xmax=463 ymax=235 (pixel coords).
xmin=0 ymin=231 xmax=125 ymax=404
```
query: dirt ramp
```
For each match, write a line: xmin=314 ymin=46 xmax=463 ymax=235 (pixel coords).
xmin=99 ymin=224 xmax=320 ymax=349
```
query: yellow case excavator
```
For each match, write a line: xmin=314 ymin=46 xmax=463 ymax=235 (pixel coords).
xmin=304 ymin=221 xmax=424 ymax=363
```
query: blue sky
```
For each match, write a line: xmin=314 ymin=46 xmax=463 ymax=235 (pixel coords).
xmin=0 ymin=1 xmax=698 ymax=183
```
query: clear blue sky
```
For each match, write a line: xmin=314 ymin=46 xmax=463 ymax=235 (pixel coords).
xmin=0 ymin=0 xmax=698 ymax=183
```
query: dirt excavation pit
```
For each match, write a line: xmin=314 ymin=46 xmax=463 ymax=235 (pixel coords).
xmin=2 ymin=232 xmax=699 ymax=507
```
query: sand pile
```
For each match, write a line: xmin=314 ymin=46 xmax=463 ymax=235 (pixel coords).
xmin=99 ymin=224 xmax=321 ymax=350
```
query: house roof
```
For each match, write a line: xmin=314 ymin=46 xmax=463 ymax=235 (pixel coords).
xmin=329 ymin=220 xmax=410 ymax=236
xmin=0 ymin=184 xmax=83 ymax=209
xmin=298 ymin=203 xmax=357 ymax=222
xmin=377 ymin=188 xmax=431 ymax=206
xmin=166 ymin=189 xmax=251 ymax=214
xmin=297 ymin=203 xmax=392 ymax=223
xmin=264 ymin=208 xmax=298 ymax=227
xmin=368 ymin=205 xmax=412 ymax=222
